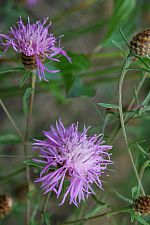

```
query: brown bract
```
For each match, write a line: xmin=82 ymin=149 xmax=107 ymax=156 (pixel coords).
xmin=21 ymin=53 xmax=45 ymax=70
xmin=0 ymin=195 xmax=13 ymax=218
xmin=130 ymin=28 xmax=150 ymax=56
xmin=133 ymin=196 xmax=150 ymax=215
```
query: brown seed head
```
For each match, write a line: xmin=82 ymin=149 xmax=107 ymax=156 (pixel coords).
xmin=133 ymin=196 xmax=150 ymax=215
xmin=130 ymin=28 xmax=150 ymax=57
xmin=0 ymin=195 xmax=13 ymax=218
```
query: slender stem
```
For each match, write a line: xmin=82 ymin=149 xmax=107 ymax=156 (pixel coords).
xmin=109 ymin=71 xmax=148 ymax=144
xmin=0 ymin=72 xmax=36 ymax=224
xmin=0 ymin=167 xmax=25 ymax=181
xmin=40 ymin=192 xmax=51 ymax=225
xmin=24 ymin=71 xmax=36 ymax=225
xmin=0 ymin=98 xmax=24 ymax=142
xmin=139 ymin=160 xmax=150 ymax=181
xmin=25 ymin=72 xmax=36 ymax=140
xmin=124 ymin=72 xmax=148 ymax=120
xmin=118 ymin=59 xmax=145 ymax=196
xmin=102 ymin=113 xmax=110 ymax=134
xmin=60 ymin=207 xmax=130 ymax=225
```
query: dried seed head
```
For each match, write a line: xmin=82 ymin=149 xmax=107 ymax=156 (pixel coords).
xmin=133 ymin=196 xmax=150 ymax=215
xmin=21 ymin=53 xmax=45 ymax=70
xmin=130 ymin=28 xmax=150 ymax=57
xmin=0 ymin=195 xmax=13 ymax=218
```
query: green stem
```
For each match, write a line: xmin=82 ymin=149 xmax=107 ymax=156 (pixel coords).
xmin=24 ymin=71 xmax=36 ymax=225
xmin=109 ymin=71 xmax=148 ymax=144
xmin=0 ymin=167 xmax=25 ymax=181
xmin=124 ymin=72 xmax=148 ymax=120
xmin=40 ymin=192 xmax=51 ymax=225
xmin=139 ymin=160 xmax=150 ymax=181
xmin=60 ymin=207 xmax=130 ymax=225
xmin=0 ymin=98 xmax=24 ymax=142
xmin=118 ymin=59 xmax=145 ymax=196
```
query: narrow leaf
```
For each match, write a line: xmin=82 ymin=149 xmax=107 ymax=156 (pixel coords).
xmin=113 ymin=190 xmax=133 ymax=204
xmin=112 ymin=40 xmax=127 ymax=57
xmin=23 ymin=87 xmax=33 ymax=115
xmin=97 ymin=103 xmax=119 ymax=109
xmin=135 ymin=215 xmax=150 ymax=225
xmin=19 ymin=72 xmax=31 ymax=88
xmin=0 ymin=134 xmax=21 ymax=144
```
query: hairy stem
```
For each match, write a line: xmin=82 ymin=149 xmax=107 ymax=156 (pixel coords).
xmin=118 ymin=59 xmax=145 ymax=196
xmin=24 ymin=71 xmax=36 ymax=225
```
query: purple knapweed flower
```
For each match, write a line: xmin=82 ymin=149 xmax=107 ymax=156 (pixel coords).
xmin=0 ymin=17 xmax=71 ymax=80
xmin=33 ymin=120 xmax=113 ymax=206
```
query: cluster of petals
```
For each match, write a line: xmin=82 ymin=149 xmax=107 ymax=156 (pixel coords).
xmin=0 ymin=17 xmax=71 ymax=80
xmin=33 ymin=120 xmax=113 ymax=206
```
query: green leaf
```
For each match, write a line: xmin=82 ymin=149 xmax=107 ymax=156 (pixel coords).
xmin=57 ymin=52 xmax=91 ymax=75
xmin=131 ymin=186 xmax=140 ymax=200
xmin=134 ymin=214 xmax=150 ymax=225
xmin=86 ymin=204 xmax=108 ymax=217
xmin=142 ymin=91 xmax=150 ymax=106
xmin=0 ymin=67 xmax=25 ymax=75
xmin=44 ymin=52 xmax=91 ymax=97
xmin=67 ymin=77 xmax=95 ymax=98
xmin=62 ymin=73 xmax=76 ymax=93
xmin=102 ymin=0 xmax=136 ymax=46
xmin=24 ymin=160 xmax=43 ymax=168
xmin=43 ymin=62 xmax=61 ymax=81
xmin=130 ymin=210 xmax=135 ymax=223
xmin=113 ymin=190 xmax=133 ymax=204
xmin=0 ymin=134 xmax=21 ymax=144
xmin=23 ymin=87 xmax=33 ymax=115
xmin=42 ymin=82 xmax=65 ymax=103
xmin=43 ymin=212 xmax=51 ymax=225
xmin=19 ymin=72 xmax=31 ymax=88
xmin=112 ymin=40 xmax=127 ymax=58
xmin=136 ymin=144 xmax=149 ymax=157
xmin=97 ymin=103 xmax=119 ymax=109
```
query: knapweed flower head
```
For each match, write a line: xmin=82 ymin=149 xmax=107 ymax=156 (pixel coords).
xmin=0 ymin=17 xmax=71 ymax=80
xmin=33 ymin=120 xmax=113 ymax=206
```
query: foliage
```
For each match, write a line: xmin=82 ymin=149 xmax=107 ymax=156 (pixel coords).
xmin=0 ymin=0 xmax=150 ymax=225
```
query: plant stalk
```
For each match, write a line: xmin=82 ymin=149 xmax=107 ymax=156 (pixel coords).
xmin=40 ymin=192 xmax=51 ymax=225
xmin=118 ymin=59 xmax=145 ymax=196
xmin=24 ymin=71 xmax=36 ymax=225
xmin=0 ymin=98 xmax=24 ymax=142
xmin=60 ymin=207 xmax=131 ymax=225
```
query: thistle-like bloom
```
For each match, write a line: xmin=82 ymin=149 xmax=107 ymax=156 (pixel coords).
xmin=0 ymin=17 xmax=71 ymax=80
xmin=33 ymin=120 xmax=112 ymax=206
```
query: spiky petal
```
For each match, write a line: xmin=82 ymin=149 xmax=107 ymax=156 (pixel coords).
xmin=0 ymin=17 xmax=71 ymax=80
xmin=32 ymin=120 xmax=113 ymax=206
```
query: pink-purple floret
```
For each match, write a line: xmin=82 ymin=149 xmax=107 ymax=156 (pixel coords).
xmin=0 ymin=17 xmax=71 ymax=80
xmin=32 ymin=119 xmax=113 ymax=206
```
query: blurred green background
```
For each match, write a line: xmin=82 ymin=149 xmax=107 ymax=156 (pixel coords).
xmin=0 ymin=0 xmax=150 ymax=224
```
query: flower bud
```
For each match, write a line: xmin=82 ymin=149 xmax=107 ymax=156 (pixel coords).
xmin=130 ymin=28 xmax=150 ymax=57
xmin=133 ymin=196 xmax=150 ymax=215
xmin=0 ymin=195 xmax=13 ymax=218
